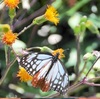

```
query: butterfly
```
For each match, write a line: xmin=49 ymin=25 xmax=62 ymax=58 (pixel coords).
xmin=18 ymin=49 xmax=69 ymax=94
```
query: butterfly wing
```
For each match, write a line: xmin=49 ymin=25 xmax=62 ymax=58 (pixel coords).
xmin=19 ymin=52 xmax=69 ymax=94
xmin=19 ymin=52 xmax=53 ymax=76
xmin=19 ymin=52 xmax=55 ymax=91
xmin=45 ymin=59 xmax=69 ymax=94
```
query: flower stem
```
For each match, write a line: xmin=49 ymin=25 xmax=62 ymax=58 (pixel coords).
xmin=5 ymin=45 xmax=10 ymax=66
xmin=75 ymin=35 xmax=81 ymax=76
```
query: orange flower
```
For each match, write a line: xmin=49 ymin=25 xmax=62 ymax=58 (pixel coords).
xmin=2 ymin=31 xmax=17 ymax=45
xmin=44 ymin=5 xmax=59 ymax=25
xmin=4 ymin=0 xmax=20 ymax=9
xmin=52 ymin=48 xmax=65 ymax=59
xmin=17 ymin=66 xmax=33 ymax=82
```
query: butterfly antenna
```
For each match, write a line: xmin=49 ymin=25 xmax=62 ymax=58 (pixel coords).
xmin=64 ymin=48 xmax=70 ymax=54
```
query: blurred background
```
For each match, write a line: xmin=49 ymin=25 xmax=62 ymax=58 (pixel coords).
xmin=0 ymin=0 xmax=100 ymax=98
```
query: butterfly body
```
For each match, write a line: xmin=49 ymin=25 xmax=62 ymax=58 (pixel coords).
xmin=19 ymin=51 xmax=69 ymax=94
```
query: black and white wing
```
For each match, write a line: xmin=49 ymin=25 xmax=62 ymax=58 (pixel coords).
xmin=45 ymin=59 xmax=69 ymax=94
xmin=19 ymin=52 xmax=53 ymax=76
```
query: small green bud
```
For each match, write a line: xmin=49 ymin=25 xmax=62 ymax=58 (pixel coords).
xmin=83 ymin=53 xmax=94 ymax=61
xmin=80 ymin=16 xmax=87 ymax=23
xmin=74 ymin=25 xmax=81 ymax=35
xmin=40 ymin=46 xmax=53 ymax=53
xmin=0 ymin=24 xmax=10 ymax=33
xmin=80 ymin=22 xmax=86 ymax=33
xmin=33 ymin=15 xmax=46 ymax=25
xmin=86 ymin=20 xmax=99 ymax=34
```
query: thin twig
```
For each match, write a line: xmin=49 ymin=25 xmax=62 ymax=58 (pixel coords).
xmin=88 ymin=76 xmax=100 ymax=81
xmin=0 ymin=58 xmax=16 ymax=85
xmin=0 ymin=45 xmax=19 ymax=85
xmin=83 ymin=81 xmax=100 ymax=86
xmin=27 ymin=25 xmax=39 ymax=47
xmin=85 ymin=56 xmax=100 ymax=78
xmin=74 ymin=61 xmax=87 ymax=84
xmin=18 ymin=23 xmax=33 ymax=36
xmin=81 ymin=76 xmax=100 ymax=86
xmin=79 ymin=61 xmax=87 ymax=75
xmin=67 ymin=81 xmax=82 ymax=94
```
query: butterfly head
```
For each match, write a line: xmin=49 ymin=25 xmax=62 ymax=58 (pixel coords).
xmin=52 ymin=48 xmax=65 ymax=59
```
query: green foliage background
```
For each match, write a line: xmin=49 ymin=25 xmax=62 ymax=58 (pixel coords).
xmin=0 ymin=0 xmax=100 ymax=98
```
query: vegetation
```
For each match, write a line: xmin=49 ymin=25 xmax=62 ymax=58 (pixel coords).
xmin=0 ymin=0 xmax=100 ymax=98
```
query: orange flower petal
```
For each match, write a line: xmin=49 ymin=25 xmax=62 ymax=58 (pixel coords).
xmin=52 ymin=48 xmax=65 ymax=59
xmin=2 ymin=31 xmax=17 ymax=45
xmin=44 ymin=5 xmax=59 ymax=25
xmin=17 ymin=66 xmax=33 ymax=82
xmin=4 ymin=0 xmax=20 ymax=9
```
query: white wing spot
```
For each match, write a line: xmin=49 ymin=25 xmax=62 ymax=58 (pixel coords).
xmin=57 ymin=86 xmax=60 ymax=88
xmin=36 ymin=60 xmax=41 ymax=65
xmin=58 ymin=81 xmax=62 ymax=84
xmin=34 ymin=59 xmax=37 ymax=62
xmin=53 ymin=85 xmax=56 ymax=88
xmin=31 ymin=61 xmax=33 ymax=65
xmin=24 ymin=63 xmax=27 ymax=65
xmin=30 ymin=68 xmax=32 ymax=71
xmin=32 ymin=64 xmax=36 ymax=69
xmin=22 ymin=59 xmax=24 ymax=62
xmin=27 ymin=64 xmax=30 ymax=67
xmin=32 ymin=71 xmax=35 ymax=75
